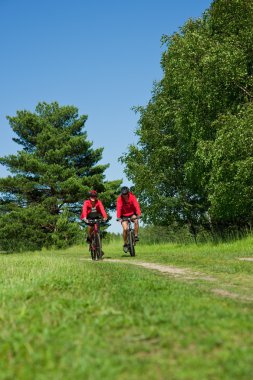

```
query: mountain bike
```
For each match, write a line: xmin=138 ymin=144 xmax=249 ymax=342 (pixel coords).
xmin=119 ymin=216 xmax=141 ymax=257
xmin=85 ymin=218 xmax=108 ymax=261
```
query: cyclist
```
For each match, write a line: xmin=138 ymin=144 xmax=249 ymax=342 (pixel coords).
xmin=80 ymin=190 xmax=107 ymax=243
xmin=116 ymin=186 xmax=141 ymax=251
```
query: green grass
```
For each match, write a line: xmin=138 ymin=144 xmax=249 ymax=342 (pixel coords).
xmin=0 ymin=237 xmax=253 ymax=379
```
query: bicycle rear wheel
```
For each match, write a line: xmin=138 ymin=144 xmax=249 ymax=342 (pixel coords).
xmin=128 ymin=230 xmax=135 ymax=257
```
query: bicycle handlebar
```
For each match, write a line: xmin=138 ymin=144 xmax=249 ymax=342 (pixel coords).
xmin=83 ymin=219 xmax=110 ymax=226
xmin=117 ymin=216 xmax=141 ymax=222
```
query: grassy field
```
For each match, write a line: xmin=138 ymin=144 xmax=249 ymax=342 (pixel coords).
xmin=1 ymin=236 xmax=253 ymax=380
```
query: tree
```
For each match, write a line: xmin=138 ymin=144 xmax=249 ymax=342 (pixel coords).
xmin=207 ymin=104 xmax=253 ymax=228
xmin=0 ymin=101 xmax=120 ymax=251
xmin=121 ymin=0 xmax=253 ymax=234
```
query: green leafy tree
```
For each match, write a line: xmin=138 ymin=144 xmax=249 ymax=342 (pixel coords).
xmin=207 ymin=104 xmax=253 ymax=228
xmin=121 ymin=0 xmax=253 ymax=234
xmin=0 ymin=101 xmax=120 ymax=251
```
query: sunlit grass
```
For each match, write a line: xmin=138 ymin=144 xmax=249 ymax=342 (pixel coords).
xmin=0 ymin=236 xmax=253 ymax=379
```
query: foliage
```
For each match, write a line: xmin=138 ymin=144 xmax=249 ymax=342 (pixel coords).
xmin=139 ymin=224 xmax=194 ymax=244
xmin=206 ymin=104 xmax=253 ymax=227
xmin=0 ymin=102 xmax=121 ymax=251
xmin=121 ymin=0 xmax=253 ymax=235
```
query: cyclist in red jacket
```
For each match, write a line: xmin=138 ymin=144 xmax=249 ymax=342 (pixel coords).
xmin=116 ymin=186 xmax=141 ymax=251
xmin=81 ymin=190 xmax=107 ymax=243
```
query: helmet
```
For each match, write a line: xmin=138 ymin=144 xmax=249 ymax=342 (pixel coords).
xmin=89 ymin=190 xmax=98 ymax=198
xmin=121 ymin=186 xmax=129 ymax=195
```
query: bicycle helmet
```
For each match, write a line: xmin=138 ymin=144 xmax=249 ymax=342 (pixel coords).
xmin=89 ymin=190 xmax=98 ymax=198
xmin=121 ymin=186 xmax=129 ymax=195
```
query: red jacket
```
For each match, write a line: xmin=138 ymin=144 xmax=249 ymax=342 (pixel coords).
xmin=116 ymin=192 xmax=141 ymax=218
xmin=80 ymin=199 xmax=107 ymax=220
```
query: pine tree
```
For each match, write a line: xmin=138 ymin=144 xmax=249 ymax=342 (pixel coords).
xmin=0 ymin=101 xmax=120 ymax=251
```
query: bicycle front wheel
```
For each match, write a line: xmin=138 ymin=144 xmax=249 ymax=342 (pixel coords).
xmin=95 ymin=233 xmax=102 ymax=260
xmin=90 ymin=238 xmax=96 ymax=260
xmin=128 ymin=230 xmax=135 ymax=257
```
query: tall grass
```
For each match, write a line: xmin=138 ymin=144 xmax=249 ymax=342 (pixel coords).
xmin=136 ymin=224 xmax=253 ymax=245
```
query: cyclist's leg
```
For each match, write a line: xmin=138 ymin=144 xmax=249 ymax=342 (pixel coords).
xmin=87 ymin=225 xmax=94 ymax=243
xmin=121 ymin=220 xmax=128 ymax=245
xmin=133 ymin=217 xmax=139 ymax=241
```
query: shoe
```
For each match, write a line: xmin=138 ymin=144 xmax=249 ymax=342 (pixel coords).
xmin=134 ymin=235 xmax=139 ymax=242
xmin=123 ymin=244 xmax=128 ymax=253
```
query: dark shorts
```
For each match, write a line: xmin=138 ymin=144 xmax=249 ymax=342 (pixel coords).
xmin=121 ymin=214 xmax=136 ymax=222
xmin=87 ymin=211 xmax=102 ymax=220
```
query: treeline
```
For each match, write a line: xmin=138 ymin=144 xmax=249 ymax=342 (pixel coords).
xmin=121 ymin=0 xmax=253 ymax=238
xmin=1 ymin=0 xmax=253 ymax=252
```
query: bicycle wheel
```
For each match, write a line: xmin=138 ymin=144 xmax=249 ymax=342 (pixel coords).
xmin=128 ymin=230 xmax=135 ymax=257
xmin=90 ymin=241 xmax=96 ymax=260
xmin=95 ymin=233 xmax=102 ymax=260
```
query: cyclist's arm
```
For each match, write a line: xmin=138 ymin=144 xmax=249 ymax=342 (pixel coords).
xmin=97 ymin=200 xmax=107 ymax=219
xmin=116 ymin=197 xmax=122 ymax=219
xmin=132 ymin=196 xmax=141 ymax=217
xmin=80 ymin=200 xmax=88 ymax=220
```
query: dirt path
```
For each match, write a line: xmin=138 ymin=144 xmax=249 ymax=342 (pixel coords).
xmin=81 ymin=257 xmax=253 ymax=302
xmin=104 ymin=258 xmax=216 ymax=282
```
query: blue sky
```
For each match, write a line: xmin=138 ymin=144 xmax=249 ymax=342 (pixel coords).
xmin=0 ymin=0 xmax=212 ymax=232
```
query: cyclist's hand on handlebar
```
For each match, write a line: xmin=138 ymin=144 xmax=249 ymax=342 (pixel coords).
xmin=103 ymin=217 xmax=107 ymax=222
xmin=82 ymin=218 xmax=88 ymax=223
xmin=116 ymin=218 xmax=122 ymax=222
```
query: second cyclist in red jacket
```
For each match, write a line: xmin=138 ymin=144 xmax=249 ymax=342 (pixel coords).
xmin=116 ymin=186 xmax=141 ymax=251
